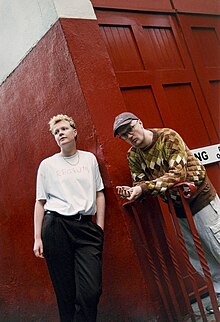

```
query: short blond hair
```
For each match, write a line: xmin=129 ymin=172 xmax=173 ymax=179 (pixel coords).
xmin=48 ymin=114 xmax=76 ymax=133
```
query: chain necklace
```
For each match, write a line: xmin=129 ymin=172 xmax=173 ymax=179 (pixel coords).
xmin=62 ymin=151 xmax=80 ymax=166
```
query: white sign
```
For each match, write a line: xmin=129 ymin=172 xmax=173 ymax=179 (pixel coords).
xmin=192 ymin=144 xmax=220 ymax=165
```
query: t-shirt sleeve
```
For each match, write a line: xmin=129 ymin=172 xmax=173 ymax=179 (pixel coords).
xmin=36 ymin=161 xmax=47 ymax=201
xmin=94 ymin=156 xmax=104 ymax=191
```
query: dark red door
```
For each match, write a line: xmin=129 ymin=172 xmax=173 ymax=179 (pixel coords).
xmin=178 ymin=14 xmax=220 ymax=140
xmin=94 ymin=6 xmax=219 ymax=299
xmin=96 ymin=10 xmax=218 ymax=145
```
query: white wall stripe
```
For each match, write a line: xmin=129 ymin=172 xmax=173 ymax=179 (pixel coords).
xmin=54 ymin=0 xmax=96 ymax=19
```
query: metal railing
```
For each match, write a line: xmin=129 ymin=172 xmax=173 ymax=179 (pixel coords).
xmin=167 ymin=182 xmax=220 ymax=321
xmin=123 ymin=182 xmax=220 ymax=321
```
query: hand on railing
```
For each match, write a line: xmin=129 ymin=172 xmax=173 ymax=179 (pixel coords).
xmin=121 ymin=181 xmax=197 ymax=208
xmin=171 ymin=182 xmax=197 ymax=199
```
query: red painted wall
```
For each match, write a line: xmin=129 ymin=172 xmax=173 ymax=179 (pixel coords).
xmin=0 ymin=20 xmax=171 ymax=321
xmin=60 ymin=17 xmax=195 ymax=320
xmin=0 ymin=6 xmax=219 ymax=321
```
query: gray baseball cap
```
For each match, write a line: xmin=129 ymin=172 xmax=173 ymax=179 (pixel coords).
xmin=113 ymin=112 xmax=138 ymax=136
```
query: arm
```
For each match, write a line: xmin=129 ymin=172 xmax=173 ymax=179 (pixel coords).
xmin=96 ymin=190 xmax=105 ymax=230
xmin=117 ymin=130 xmax=190 ymax=201
xmin=33 ymin=199 xmax=46 ymax=258
xmin=129 ymin=131 xmax=188 ymax=197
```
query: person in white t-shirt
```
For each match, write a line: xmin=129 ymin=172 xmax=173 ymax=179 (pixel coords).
xmin=33 ymin=114 xmax=105 ymax=322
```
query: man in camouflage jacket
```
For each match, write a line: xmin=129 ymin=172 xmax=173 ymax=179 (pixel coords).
xmin=114 ymin=112 xmax=220 ymax=313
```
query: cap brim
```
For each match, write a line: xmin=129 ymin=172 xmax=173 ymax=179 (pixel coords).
xmin=113 ymin=119 xmax=134 ymax=136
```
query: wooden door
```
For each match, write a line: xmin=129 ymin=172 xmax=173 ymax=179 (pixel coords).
xmin=96 ymin=10 xmax=218 ymax=145
xmin=96 ymin=9 xmax=219 ymax=190
xmin=95 ymin=8 xmax=219 ymax=298
xmin=178 ymin=14 xmax=220 ymax=139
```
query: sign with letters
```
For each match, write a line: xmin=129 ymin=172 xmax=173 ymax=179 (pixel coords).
xmin=191 ymin=144 xmax=220 ymax=165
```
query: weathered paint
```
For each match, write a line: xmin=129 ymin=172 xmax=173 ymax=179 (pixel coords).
xmin=0 ymin=20 xmax=165 ymax=321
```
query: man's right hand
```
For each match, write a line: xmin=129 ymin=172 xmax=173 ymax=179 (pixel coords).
xmin=116 ymin=185 xmax=142 ymax=201
xmin=33 ymin=238 xmax=44 ymax=258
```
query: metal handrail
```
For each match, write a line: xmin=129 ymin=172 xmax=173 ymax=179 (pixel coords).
xmin=167 ymin=182 xmax=220 ymax=321
xmin=122 ymin=182 xmax=220 ymax=321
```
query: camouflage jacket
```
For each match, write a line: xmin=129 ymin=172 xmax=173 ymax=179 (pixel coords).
xmin=128 ymin=128 xmax=216 ymax=215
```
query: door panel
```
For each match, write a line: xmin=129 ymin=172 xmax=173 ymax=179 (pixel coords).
xmin=141 ymin=26 xmax=184 ymax=70
xmin=121 ymin=87 xmax=164 ymax=127
xmin=178 ymin=15 xmax=220 ymax=138
xmin=100 ymin=26 xmax=144 ymax=71
xmin=163 ymin=83 xmax=211 ymax=146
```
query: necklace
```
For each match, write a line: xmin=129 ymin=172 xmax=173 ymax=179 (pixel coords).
xmin=62 ymin=152 xmax=80 ymax=166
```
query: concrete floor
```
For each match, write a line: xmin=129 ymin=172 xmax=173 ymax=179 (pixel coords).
xmin=191 ymin=295 xmax=217 ymax=322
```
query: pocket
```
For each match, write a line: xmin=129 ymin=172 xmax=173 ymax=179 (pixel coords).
xmin=89 ymin=221 xmax=104 ymax=236
xmin=210 ymin=221 xmax=220 ymax=244
xmin=93 ymin=221 xmax=104 ymax=234
xmin=210 ymin=195 xmax=220 ymax=214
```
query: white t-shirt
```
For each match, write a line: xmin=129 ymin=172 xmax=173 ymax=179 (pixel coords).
xmin=36 ymin=150 xmax=104 ymax=216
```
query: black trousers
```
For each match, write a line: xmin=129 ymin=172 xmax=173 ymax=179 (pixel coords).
xmin=42 ymin=212 xmax=104 ymax=322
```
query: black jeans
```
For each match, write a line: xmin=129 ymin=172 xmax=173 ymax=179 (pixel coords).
xmin=42 ymin=212 xmax=104 ymax=322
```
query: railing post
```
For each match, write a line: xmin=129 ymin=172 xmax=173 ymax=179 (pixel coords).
xmin=123 ymin=199 xmax=195 ymax=321
xmin=168 ymin=182 xmax=220 ymax=321
xmin=123 ymin=201 xmax=174 ymax=321
xmin=123 ymin=182 xmax=220 ymax=321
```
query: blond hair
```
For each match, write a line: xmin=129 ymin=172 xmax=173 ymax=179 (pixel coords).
xmin=48 ymin=114 xmax=76 ymax=133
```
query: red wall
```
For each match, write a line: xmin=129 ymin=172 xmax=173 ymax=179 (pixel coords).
xmin=0 ymin=20 xmax=169 ymax=321
xmin=0 ymin=6 xmax=219 ymax=321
